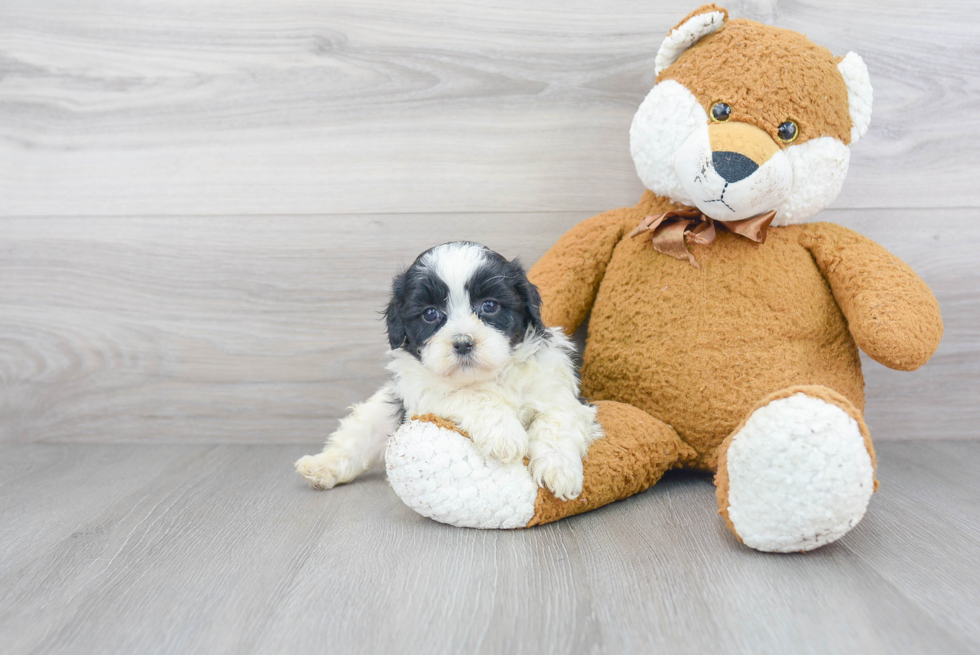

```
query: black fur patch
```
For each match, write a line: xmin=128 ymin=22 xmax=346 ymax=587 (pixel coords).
xmin=387 ymin=395 xmax=407 ymax=426
xmin=385 ymin=255 xmax=450 ymax=359
xmin=465 ymin=252 xmax=545 ymax=345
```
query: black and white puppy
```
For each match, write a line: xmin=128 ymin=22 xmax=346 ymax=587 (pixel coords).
xmin=295 ymin=242 xmax=602 ymax=500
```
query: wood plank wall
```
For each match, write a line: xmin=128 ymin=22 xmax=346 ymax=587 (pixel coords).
xmin=1 ymin=0 xmax=978 ymax=443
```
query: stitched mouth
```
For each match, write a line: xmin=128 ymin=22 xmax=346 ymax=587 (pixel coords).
xmin=692 ymin=159 xmax=736 ymax=213
xmin=702 ymin=182 xmax=735 ymax=212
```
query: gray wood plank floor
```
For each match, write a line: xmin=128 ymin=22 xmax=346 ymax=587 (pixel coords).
xmin=2 ymin=441 xmax=978 ymax=655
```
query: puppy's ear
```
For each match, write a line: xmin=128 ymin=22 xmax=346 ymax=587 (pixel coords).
xmin=510 ymin=259 xmax=545 ymax=334
xmin=384 ymin=271 xmax=408 ymax=350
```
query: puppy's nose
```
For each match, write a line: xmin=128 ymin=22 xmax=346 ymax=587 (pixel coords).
xmin=712 ymin=151 xmax=758 ymax=183
xmin=452 ymin=335 xmax=475 ymax=356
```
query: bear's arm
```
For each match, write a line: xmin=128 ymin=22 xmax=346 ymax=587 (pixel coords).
xmin=800 ymin=222 xmax=943 ymax=371
xmin=528 ymin=208 xmax=630 ymax=335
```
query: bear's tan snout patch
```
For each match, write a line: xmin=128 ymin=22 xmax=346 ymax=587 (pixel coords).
xmin=708 ymin=121 xmax=779 ymax=167
xmin=707 ymin=122 xmax=782 ymax=184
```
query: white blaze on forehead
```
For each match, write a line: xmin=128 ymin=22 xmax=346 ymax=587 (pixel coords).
xmin=421 ymin=242 xmax=487 ymax=320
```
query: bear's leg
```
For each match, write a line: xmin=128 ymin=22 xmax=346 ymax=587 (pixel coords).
xmin=385 ymin=401 xmax=697 ymax=529
xmin=529 ymin=400 xmax=698 ymax=526
xmin=714 ymin=385 xmax=878 ymax=553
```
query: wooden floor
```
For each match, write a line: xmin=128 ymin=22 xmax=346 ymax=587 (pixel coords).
xmin=2 ymin=440 xmax=978 ymax=654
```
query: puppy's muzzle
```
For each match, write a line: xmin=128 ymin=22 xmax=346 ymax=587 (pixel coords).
xmin=452 ymin=335 xmax=475 ymax=356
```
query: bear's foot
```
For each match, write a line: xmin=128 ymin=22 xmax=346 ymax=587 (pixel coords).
xmin=386 ymin=417 xmax=540 ymax=529
xmin=386 ymin=402 xmax=696 ymax=529
xmin=716 ymin=386 xmax=877 ymax=553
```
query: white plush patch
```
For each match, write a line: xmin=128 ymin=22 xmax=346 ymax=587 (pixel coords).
xmin=386 ymin=419 xmax=538 ymax=529
xmin=655 ymin=10 xmax=727 ymax=75
xmin=772 ymin=137 xmax=850 ymax=225
xmin=837 ymin=52 xmax=873 ymax=144
xmin=724 ymin=393 xmax=875 ymax=553
xmin=630 ymin=80 xmax=706 ymax=205
xmin=674 ymin=125 xmax=793 ymax=221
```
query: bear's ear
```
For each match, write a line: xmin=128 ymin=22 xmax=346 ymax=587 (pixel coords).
xmin=655 ymin=4 xmax=729 ymax=75
xmin=838 ymin=52 xmax=873 ymax=143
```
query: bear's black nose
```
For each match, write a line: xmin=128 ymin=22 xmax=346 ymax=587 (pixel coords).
xmin=712 ymin=151 xmax=759 ymax=184
xmin=452 ymin=335 xmax=475 ymax=356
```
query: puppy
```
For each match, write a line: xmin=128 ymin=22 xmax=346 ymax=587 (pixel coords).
xmin=295 ymin=241 xmax=602 ymax=500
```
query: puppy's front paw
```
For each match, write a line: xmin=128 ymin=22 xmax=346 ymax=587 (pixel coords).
xmin=529 ymin=444 xmax=585 ymax=501
xmin=470 ymin=415 xmax=529 ymax=464
xmin=295 ymin=452 xmax=352 ymax=490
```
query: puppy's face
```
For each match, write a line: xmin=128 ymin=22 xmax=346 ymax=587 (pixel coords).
xmin=385 ymin=242 xmax=544 ymax=381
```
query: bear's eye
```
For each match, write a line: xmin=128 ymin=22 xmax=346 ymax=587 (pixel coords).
xmin=710 ymin=102 xmax=731 ymax=122
xmin=777 ymin=120 xmax=799 ymax=143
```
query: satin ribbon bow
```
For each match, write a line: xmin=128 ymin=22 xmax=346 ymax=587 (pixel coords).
xmin=629 ymin=207 xmax=776 ymax=268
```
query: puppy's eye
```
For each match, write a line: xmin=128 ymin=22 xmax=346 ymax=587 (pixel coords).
xmin=479 ymin=300 xmax=499 ymax=315
xmin=710 ymin=102 xmax=731 ymax=122
xmin=777 ymin=120 xmax=799 ymax=143
xmin=421 ymin=308 xmax=441 ymax=323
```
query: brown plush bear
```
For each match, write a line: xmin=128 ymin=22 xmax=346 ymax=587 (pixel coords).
xmin=383 ymin=4 xmax=943 ymax=551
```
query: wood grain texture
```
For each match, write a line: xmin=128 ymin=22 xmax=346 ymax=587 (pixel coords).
xmin=0 ymin=441 xmax=978 ymax=654
xmin=1 ymin=0 xmax=978 ymax=216
xmin=1 ymin=208 xmax=976 ymax=444
xmin=0 ymin=445 xmax=213 ymax=577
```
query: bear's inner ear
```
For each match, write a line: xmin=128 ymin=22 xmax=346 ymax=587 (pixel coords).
xmin=655 ymin=4 xmax=729 ymax=75
xmin=837 ymin=52 xmax=873 ymax=144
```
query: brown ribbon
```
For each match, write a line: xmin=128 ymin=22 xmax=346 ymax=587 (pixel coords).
xmin=629 ymin=207 xmax=776 ymax=268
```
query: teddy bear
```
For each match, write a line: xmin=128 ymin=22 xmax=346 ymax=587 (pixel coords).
xmin=383 ymin=4 xmax=943 ymax=552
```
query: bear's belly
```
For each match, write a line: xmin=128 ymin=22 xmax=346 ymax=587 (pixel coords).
xmin=580 ymin=226 xmax=864 ymax=468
